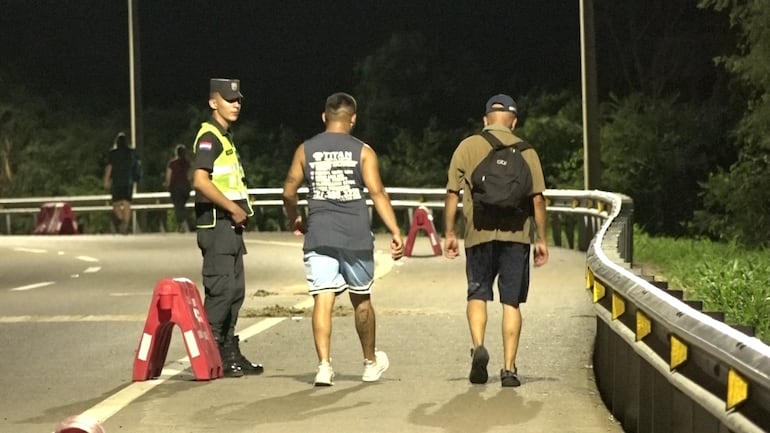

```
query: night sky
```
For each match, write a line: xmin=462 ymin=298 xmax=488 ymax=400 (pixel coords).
xmin=1 ymin=0 xmax=581 ymax=133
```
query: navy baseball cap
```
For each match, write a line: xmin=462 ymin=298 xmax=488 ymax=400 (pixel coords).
xmin=485 ymin=94 xmax=517 ymax=114
xmin=210 ymin=78 xmax=243 ymax=100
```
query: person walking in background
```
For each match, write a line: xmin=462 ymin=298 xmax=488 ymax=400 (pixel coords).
xmin=103 ymin=131 xmax=141 ymax=234
xmin=282 ymin=92 xmax=404 ymax=386
xmin=443 ymin=94 xmax=549 ymax=387
xmin=192 ymin=78 xmax=264 ymax=378
xmin=165 ymin=144 xmax=192 ymax=232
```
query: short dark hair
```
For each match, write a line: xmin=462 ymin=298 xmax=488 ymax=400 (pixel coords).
xmin=115 ymin=132 xmax=128 ymax=148
xmin=325 ymin=92 xmax=357 ymax=120
xmin=175 ymin=144 xmax=187 ymax=158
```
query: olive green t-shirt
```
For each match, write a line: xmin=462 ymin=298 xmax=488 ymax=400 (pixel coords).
xmin=446 ymin=124 xmax=546 ymax=248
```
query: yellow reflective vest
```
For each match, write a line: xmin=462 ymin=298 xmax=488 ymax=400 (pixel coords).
xmin=194 ymin=122 xmax=254 ymax=228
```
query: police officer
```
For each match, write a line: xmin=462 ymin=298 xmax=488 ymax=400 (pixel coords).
xmin=192 ymin=78 xmax=263 ymax=377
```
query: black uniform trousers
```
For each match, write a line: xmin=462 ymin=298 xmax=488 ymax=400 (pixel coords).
xmin=197 ymin=218 xmax=247 ymax=341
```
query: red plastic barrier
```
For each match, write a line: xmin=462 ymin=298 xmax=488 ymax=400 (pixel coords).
xmin=33 ymin=202 xmax=79 ymax=235
xmin=133 ymin=278 xmax=222 ymax=381
xmin=404 ymin=206 xmax=443 ymax=257
xmin=54 ymin=414 xmax=105 ymax=433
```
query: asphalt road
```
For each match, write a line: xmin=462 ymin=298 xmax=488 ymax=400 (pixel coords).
xmin=0 ymin=233 xmax=623 ymax=433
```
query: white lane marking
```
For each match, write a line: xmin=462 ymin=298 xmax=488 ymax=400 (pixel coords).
xmin=11 ymin=248 xmax=102 ymax=275
xmin=51 ymin=246 xmax=392 ymax=424
xmin=109 ymin=292 xmax=153 ymax=297
xmin=9 ymin=281 xmax=55 ymax=292
xmin=13 ymin=247 xmax=46 ymax=254
xmin=0 ymin=315 xmax=147 ymax=323
xmin=245 ymin=239 xmax=303 ymax=248
xmin=81 ymin=367 xmax=187 ymax=423
xmin=373 ymin=251 xmax=393 ymax=279
xmin=78 ymin=314 xmax=290 ymax=424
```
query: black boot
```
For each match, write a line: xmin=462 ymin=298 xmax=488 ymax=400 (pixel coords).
xmin=227 ymin=335 xmax=264 ymax=375
xmin=216 ymin=338 xmax=244 ymax=378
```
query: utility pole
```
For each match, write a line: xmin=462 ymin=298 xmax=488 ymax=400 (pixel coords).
xmin=580 ymin=0 xmax=601 ymax=190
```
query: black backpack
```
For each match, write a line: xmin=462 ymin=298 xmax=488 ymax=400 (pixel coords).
xmin=470 ymin=131 xmax=533 ymax=229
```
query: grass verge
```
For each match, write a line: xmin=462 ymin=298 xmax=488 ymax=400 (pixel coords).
xmin=633 ymin=227 xmax=770 ymax=344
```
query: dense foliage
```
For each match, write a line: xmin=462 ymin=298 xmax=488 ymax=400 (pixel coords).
xmin=1 ymin=2 xmax=768 ymax=248
xmin=695 ymin=0 xmax=770 ymax=247
xmin=599 ymin=93 xmax=731 ymax=236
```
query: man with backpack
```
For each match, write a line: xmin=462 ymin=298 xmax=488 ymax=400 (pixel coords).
xmin=443 ymin=94 xmax=549 ymax=387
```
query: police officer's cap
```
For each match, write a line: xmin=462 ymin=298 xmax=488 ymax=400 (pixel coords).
xmin=210 ymin=78 xmax=243 ymax=100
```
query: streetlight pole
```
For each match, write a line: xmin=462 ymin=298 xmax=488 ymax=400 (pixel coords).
xmin=127 ymin=0 xmax=144 ymax=155
xmin=127 ymin=0 xmax=144 ymax=232
xmin=128 ymin=0 xmax=136 ymax=151
xmin=580 ymin=0 xmax=601 ymax=190
xmin=578 ymin=0 xmax=601 ymax=250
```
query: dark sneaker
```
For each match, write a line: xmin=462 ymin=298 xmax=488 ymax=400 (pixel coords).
xmin=501 ymin=368 xmax=521 ymax=387
xmin=469 ymin=345 xmax=489 ymax=384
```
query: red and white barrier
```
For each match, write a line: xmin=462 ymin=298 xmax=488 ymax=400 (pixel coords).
xmin=404 ymin=206 xmax=442 ymax=257
xmin=132 ymin=278 xmax=222 ymax=381
xmin=34 ymin=202 xmax=79 ymax=235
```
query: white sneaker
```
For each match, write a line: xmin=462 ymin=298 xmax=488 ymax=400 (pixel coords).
xmin=362 ymin=350 xmax=389 ymax=382
xmin=314 ymin=361 xmax=334 ymax=386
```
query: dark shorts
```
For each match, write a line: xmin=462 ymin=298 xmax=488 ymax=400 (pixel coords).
xmin=111 ymin=184 xmax=133 ymax=202
xmin=465 ymin=241 xmax=530 ymax=306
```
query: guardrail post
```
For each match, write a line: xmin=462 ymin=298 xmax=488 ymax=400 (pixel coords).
xmin=578 ymin=215 xmax=591 ymax=251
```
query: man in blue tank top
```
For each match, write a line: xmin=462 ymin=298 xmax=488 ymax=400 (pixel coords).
xmin=282 ymin=92 xmax=404 ymax=386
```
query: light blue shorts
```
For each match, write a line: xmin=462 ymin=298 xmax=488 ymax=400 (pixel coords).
xmin=303 ymin=247 xmax=374 ymax=295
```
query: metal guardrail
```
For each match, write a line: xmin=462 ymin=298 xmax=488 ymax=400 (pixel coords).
xmin=584 ymin=191 xmax=770 ymax=432
xmin=2 ymin=187 xmax=768 ymax=431
xmin=0 ymin=187 xmax=449 ymax=234
xmin=0 ymin=188 xmax=605 ymax=238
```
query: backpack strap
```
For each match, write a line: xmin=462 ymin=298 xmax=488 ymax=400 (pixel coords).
xmin=480 ymin=130 xmax=531 ymax=152
xmin=480 ymin=131 xmax=504 ymax=150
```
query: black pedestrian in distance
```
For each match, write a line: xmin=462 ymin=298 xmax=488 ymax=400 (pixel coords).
xmin=103 ymin=131 xmax=141 ymax=234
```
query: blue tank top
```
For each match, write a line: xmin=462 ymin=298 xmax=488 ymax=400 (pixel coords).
xmin=303 ymin=132 xmax=373 ymax=251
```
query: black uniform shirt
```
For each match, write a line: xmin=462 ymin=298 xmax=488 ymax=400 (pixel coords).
xmin=108 ymin=146 xmax=136 ymax=186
